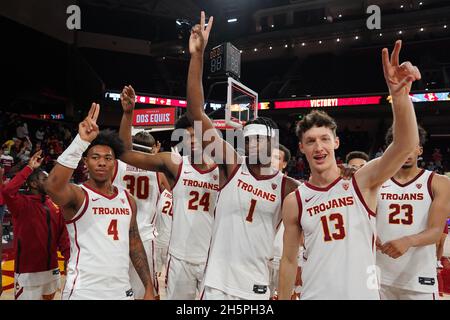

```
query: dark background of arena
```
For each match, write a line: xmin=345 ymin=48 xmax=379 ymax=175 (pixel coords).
xmin=1 ymin=0 xmax=449 ymax=182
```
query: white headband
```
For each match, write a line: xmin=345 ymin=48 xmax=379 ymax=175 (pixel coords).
xmin=243 ymin=124 xmax=275 ymax=138
xmin=132 ymin=143 xmax=153 ymax=151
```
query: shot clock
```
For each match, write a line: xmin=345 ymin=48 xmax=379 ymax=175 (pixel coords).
xmin=209 ymin=42 xmax=241 ymax=79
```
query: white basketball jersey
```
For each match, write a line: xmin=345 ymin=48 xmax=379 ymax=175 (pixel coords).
xmin=376 ymin=169 xmax=437 ymax=293
xmin=298 ymin=177 xmax=380 ymax=300
xmin=169 ymin=156 xmax=219 ymax=263
xmin=63 ymin=184 xmax=133 ymax=300
xmin=113 ymin=160 xmax=161 ymax=241
xmin=203 ymin=161 xmax=286 ymax=300
xmin=273 ymin=224 xmax=284 ymax=263
xmin=155 ymin=189 xmax=173 ymax=249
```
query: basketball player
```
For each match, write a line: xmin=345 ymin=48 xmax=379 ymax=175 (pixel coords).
xmin=376 ymin=126 xmax=450 ymax=300
xmin=119 ymin=86 xmax=219 ymax=300
xmin=346 ymin=151 xmax=370 ymax=170
xmin=155 ymin=188 xmax=173 ymax=279
xmin=113 ymin=128 xmax=169 ymax=299
xmin=279 ymin=40 xmax=422 ymax=299
xmin=187 ymin=12 xmax=300 ymax=300
xmin=44 ymin=104 xmax=155 ymax=300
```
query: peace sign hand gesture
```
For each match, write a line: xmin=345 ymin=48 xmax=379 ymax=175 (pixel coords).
xmin=79 ymin=103 xmax=100 ymax=143
xmin=120 ymin=85 xmax=136 ymax=114
xmin=189 ymin=11 xmax=214 ymax=56
xmin=382 ymin=40 xmax=421 ymax=97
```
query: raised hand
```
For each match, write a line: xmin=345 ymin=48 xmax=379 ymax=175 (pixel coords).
xmin=27 ymin=150 xmax=44 ymax=169
xmin=189 ymin=11 xmax=214 ymax=56
xmin=120 ymin=85 xmax=136 ymax=114
xmin=382 ymin=40 xmax=421 ymax=97
xmin=79 ymin=103 xmax=100 ymax=143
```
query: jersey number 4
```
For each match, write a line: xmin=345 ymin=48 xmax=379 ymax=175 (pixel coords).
xmin=123 ymin=175 xmax=150 ymax=200
xmin=388 ymin=204 xmax=413 ymax=225
xmin=108 ymin=219 xmax=119 ymax=240
xmin=188 ymin=191 xmax=211 ymax=212
xmin=320 ymin=213 xmax=346 ymax=242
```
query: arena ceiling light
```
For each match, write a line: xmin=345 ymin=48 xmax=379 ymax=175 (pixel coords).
xmin=271 ymin=24 xmax=274 ymax=28
xmin=379 ymin=33 xmax=383 ymax=36
xmin=420 ymin=28 xmax=424 ymax=32
xmin=336 ymin=38 xmax=340 ymax=42
xmin=398 ymin=30 xmax=403 ymax=34
xmin=269 ymin=46 xmax=272 ymax=50
xmin=284 ymin=44 xmax=288 ymax=48
xmin=318 ymin=40 xmax=322 ymax=44
xmin=227 ymin=18 xmax=238 ymax=23
xmin=338 ymin=14 xmax=342 ymax=18
xmin=355 ymin=36 xmax=359 ymax=40
xmin=444 ymin=25 xmax=448 ymax=29
xmin=400 ymin=4 xmax=404 ymax=8
xmin=301 ymin=42 xmax=306 ymax=46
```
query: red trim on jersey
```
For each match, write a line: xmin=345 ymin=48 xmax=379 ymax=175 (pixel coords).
xmin=156 ymin=172 xmax=163 ymax=194
xmin=68 ymin=222 xmax=81 ymax=300
xmin=218 ymin=164 xmax=241 ymax=191
xmin=200 ymin=288 xmax=205 ymax=300
xmin=165 ymin=255 xmax=172 ymax=287
xmin=281 ymin=175 xmax=287 ymax=202
xmin=391 ymin=169 xmax=425 ymax=187
xmin=82 ymin=183 xmax=118 ymax=200
xmin=276 ymin=219 xmax=283 ymax=230
xmin=151 ymin=240 xmax=159 ymax=295
xmin=171 ymin=161 xmax=183 ymax=189
xmin=427 ymin=171 xmax=435 ymax=201
xmin=352 ymin=176 xmax=377 ymax=218
xmin=247 ymin=165 xmax=279 ymax=181
xmin=14 ymin=287 xmax=24 ymax=300
xmin=192 ymin=163 xmax=218 ymax=175
xmin=295 ymin=189 xmax=303 ymax=229
xmin=112 ymin=159 xmax=119 ymax=182
xmin=304 ymin=176 xmax=342 ymax=192
xmin=66 ymin=188 xmax=90 ymax=224
xmin=372 ymin=234 xmax=375 ymax=253
xmin=124 ymin=189 xmax=134 ymax=213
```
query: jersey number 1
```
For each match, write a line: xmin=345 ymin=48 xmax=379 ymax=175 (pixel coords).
xmin=108 ymin=219 xmax=119 ymax=240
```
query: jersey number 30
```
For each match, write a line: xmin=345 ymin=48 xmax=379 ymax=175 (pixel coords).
xmin=123 ymin=175 xmax=150 ymax=200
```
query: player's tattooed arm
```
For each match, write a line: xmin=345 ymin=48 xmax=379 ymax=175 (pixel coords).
xmin=128 ymin=194 xmax=155 ymax=300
